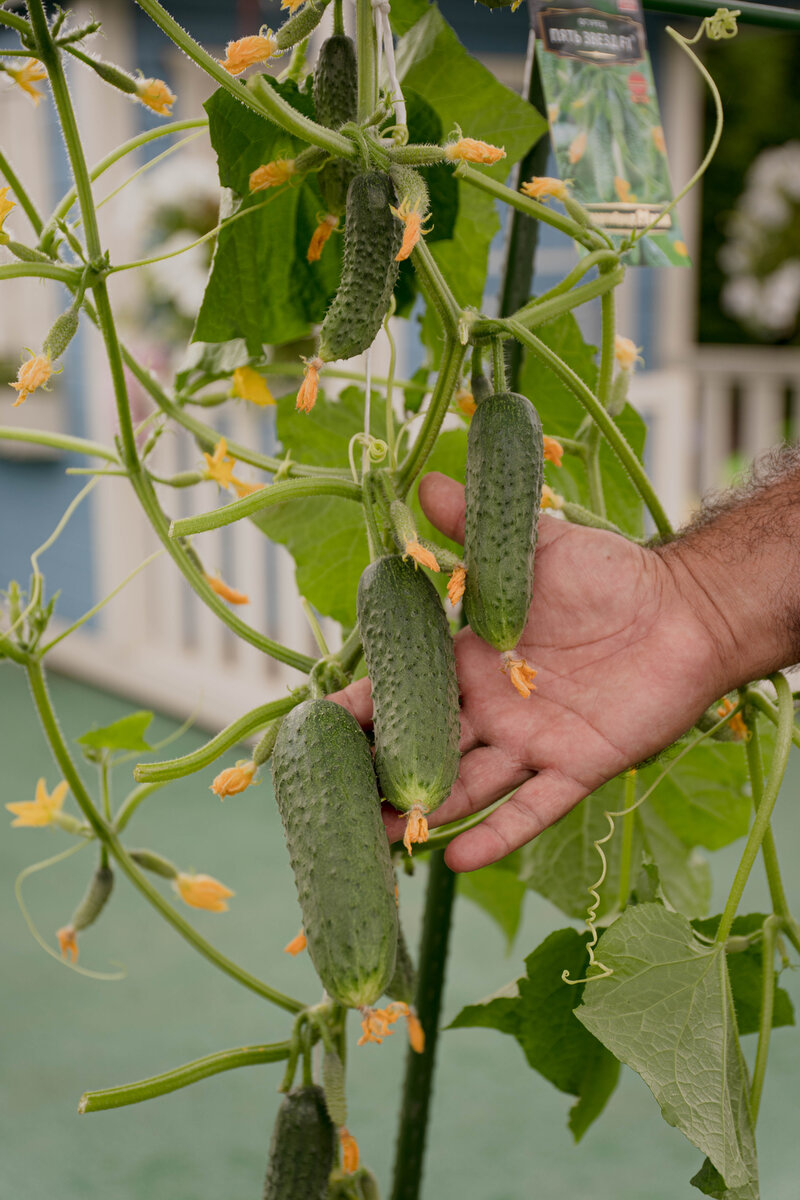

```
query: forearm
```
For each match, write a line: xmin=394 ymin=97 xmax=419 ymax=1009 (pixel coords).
xmin=658 ymin=445 xmax=800 ymax=693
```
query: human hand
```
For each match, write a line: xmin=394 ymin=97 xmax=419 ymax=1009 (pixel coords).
xmin=333 ymin=472 xmax=731 ymax=872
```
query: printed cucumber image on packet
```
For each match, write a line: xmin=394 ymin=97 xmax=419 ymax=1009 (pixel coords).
xmin=532 ymin=0 xmax=690 ymax=266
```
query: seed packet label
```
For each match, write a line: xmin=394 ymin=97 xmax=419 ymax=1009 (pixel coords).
xmin=530 ymin=0 xmax=690 ymax=266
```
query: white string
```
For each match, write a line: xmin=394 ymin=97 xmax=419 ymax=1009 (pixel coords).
xmin=362 ymin=348 xmax=372 ymax=477
xmin=371 ymin=0 xmax=407 ymax=131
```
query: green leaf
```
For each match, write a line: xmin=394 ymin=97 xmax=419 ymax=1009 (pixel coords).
xmin=517 ymin=775 xmax=643 ymax=921
xmin=517 ymin=313 xmax=646 ymax=536
xmin=692 ymin=913 xmax=795 ymax=1037
xmin=389 ymin=0 xmax=431 ymax=36
xmin=638 ymin=804 xmax=711 ymax=918
xmin=77 ymin=711 xmax=153 ymax=755
xmin=691 ymin=1156 xmax=760 ymax=1199
xmin=395 ymin=7 xmax=547 ymax=314
xmin=577 ymin=904 xmax=759 ymax=1192
xmin=175 ymin=338 xmax=250 ymax=392
xmin=195 ymin=79 xmax=342 ymax=352
xmin=450 ymin=928 xmax=620 ymax=1140
xmin=457 ymin=855 xmax=525 ymax=950
xmin=251 ymin=387 xmax=380 ymax=626
xmin=641 ymin=741 xmax=751 ymax=852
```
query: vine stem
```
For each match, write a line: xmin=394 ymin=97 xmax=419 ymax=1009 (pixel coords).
xmin=134 ymin=0 xmax=355 ymax=158
xmin=169 ymin=476 xmax=362 ymax=538
xmin=396 ymin=338 xmax=467 ymax=497
xmin=0 ymin=426 xmax=118 ymax=461
xmin=131 ymin=695 xmax=304 ymax=787
xmin=25 ymin=659 xmax=306 ymax=1014
xmin=505 ymin=318 xmax=673 ymax=538
xmin=750 ymin=914 xmax=780 ymax=1123
xmin=716 ymin=675 xmax=794 ymax=944
xmin=616 ymin=769 xmax=636 ymax=910
xmin=356 ymin=0 xmax=378 ymax=122
xmin=79 ymin=1042 xmax=292 ymax=1113
xmin=390 ymin=851 xmax=457 ymax=1200
xmin=585 ymin=281 xmax=616 ymax=517
xmin=0 ymin=261 xmax=80 ymax=284
xmin=453 ymin=161 xmax=603 ymax=249
xmin=745 ymin=717 xmax=792 ymax=921
xmin=0 ymin=147 xmax=43 ymax=235
xmin=490 ymin=263 xmax=624 ymax=337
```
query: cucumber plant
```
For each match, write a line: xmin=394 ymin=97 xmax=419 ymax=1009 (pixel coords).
xmin=1 ymin=2 xmax=798 ymax=1199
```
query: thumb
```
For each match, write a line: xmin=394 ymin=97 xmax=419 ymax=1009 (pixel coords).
xmin=418 ymin=472 xmax=465 ymax=545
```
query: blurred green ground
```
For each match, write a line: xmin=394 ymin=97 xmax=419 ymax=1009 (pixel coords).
xmin=2 ymin=668 xmax=800 ymax=1200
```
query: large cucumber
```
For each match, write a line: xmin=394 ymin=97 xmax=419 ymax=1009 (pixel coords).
xmin=357 ymin=555 xmax=460 ymax=848
xmin=313 ymin=35 xmax=359 ymax=216
xmin=318 ymin=172 xmax=402 ymax=363
xmin=271 ymin=699 xmax=398 ymax=1007
xmin=263 ymin=1085 xmax=336 ymax=1200
xmin=463 ymin=392 xmax=544 ymax=654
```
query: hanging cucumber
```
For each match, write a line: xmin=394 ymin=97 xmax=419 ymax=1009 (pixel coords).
xmin=318 ymin=172 xmax=402 ymax=362
xmin=313 ymin=34 xmax=358 ymax=217
xmin=262 ymin=1085 xmax=337 ymax=1200
xmin=463 ymin=391 xmax=544 ymax=697
xmin=271 ymin=699 xmax=398 ymax=1008
xmin=357 ymin=555 xmax=460 ymax=852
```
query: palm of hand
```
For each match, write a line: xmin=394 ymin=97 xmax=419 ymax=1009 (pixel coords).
xmin=335 ymin=473 xmax=722 ymax=871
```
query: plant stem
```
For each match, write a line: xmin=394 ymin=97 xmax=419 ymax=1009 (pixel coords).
xmin=0 ymin=147 xmax=43 ymax=234
xmin=496 ymin=265 xmax=625 ymax=336
xmin=132 ymin=695 xmax=304 ymax=786
xmin=0 ymin=261 xmax=79 ymax=284
xmin=113 ymin=782 xmax=164 ymax=832
xmin=390 ymin=851 xmax=457 ymax=1200
xmin=745 ymin=718 xmax=792 ymax=921
xmin=616 ymin=770 xmax=637 ymax=910
xmin=0 ymin=9 xmax=31 ymax=34
xmin=0 ymin=426 xmax=118 ymax=461
xmin=333 ymin=0 xmax=345 ymax=35
xmin=79 ymin=1042 xmax=292 ymax=1113
xmin=454 ymin=161 xmax=600 ymax=247
xmin=716 ymin=675 xmax=794 ymax=944
xmin=505 ymin=319 xmax=673 ymax=538
xmin=750 ymin=915 xmax=780 ymax=1123
xmin=745 ymin=687 xmax=800 ymax=753
xmin=396 ymin=338 xmax=467 ymax=496
xmin=584 ymin=281 xmax=616 ymax=517
xmin=169 ymin=476 xmax=362 ymax=538
xmin=40 ymin=118 xmax=207 ymax=247
xmin=26 ymin=660 xmax=306 ymax=1013
xmin=356 ymin=0 xmax=378 ymax=122
xmin=411 ymin=238 xmax=462 ymax=335
xmin=134 ymin=0 xmax=355 ymax=158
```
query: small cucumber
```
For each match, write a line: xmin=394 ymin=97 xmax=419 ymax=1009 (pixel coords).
xmin=275 ymin=0 xmax=332 ymax=52
xmin=271 ymin=699 xmax=398 ymax=1008
xmin=463 ymin=392 xmax=544 ymax=654
xmin=385 ymin=919 xmax=416 ymax=1005
xmin=357 ymin=556 xmax=460 ymax=848
xmin=263 ymin=1085 xmax=336 ymax=1200
xmin=313 ymin=36 xmax=359 ymax=217
xmin=318 ymin=172 xmax=402 ymax=363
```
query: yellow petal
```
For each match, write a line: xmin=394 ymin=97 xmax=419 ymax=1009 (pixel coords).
xmin=521 ymin=176 xmax=569 ymax=203
xmin=210 ymin=761 xmax=256 ymax=798
xmin=205 ymin=574 xmax=250 ymax=605
xmin=444 ymin=137 xmax=505 ymax=165
xmin=284 ymin=929 xmax=307 ymax=956
xmin=403 ymin=538 xmax=440 ymax=572
xmin=57 ymin=925 xmax=78 ymax=962
xmin=220 ymin=34 xmax=276 ymax=75
xmin=446 ymin=565 xmax=466 ymax=606
xmin=175 ymin=872 xmax=234 ymax=912
xmin=136 ymin=77 xmax=176 ymax=115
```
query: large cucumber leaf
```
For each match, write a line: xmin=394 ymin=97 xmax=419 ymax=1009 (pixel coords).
xmin=250 ymin=386 xmax=383 ymax=626
xmin=692 ymin=913 xmax=794 ymax=1037
xmin=577 ymin=904 xmax=759 ymax=1194
xmin=457 ymin=855 xmax=526 ymax=950
xmin=450 ymin=927 xmax=620 ymax=1140
xmin=195 ymin=79 xmax=342 ymax=352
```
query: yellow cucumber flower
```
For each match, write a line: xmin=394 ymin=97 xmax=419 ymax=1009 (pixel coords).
xmin=174 ymin=872 xmax=234 ymax=912
xmin=521 ymin=177 xmax=569 ymax=203
xmin=203 ymin=437 xmax=236 ymax=488
xmin=614 ymin=335 xmax=643 ymax=372
xmin=307 ymin=214 xmax=338 ymax=262
xmin=56 ymin=925 xmax=79 ymax=962
xmin=500 ymin=652 xmax=537 ymax=699
xmin=543 ymin=436 xmax=563 ymax=467
xmin=339 ymin=1129 xmax=360 ymax=1174
xmin=205 ymin=573 xmax=250 ymax=605
xmin=0 ymin=187 xmax=15 ymax=237
xmin=540 ymin=483 xmax=563 ymax=511
xmin=284 ymin=928 xmax=307 ymax=956
xmin=210 ymin=761 xmax=256 ymax=798
xmin=444 ymin=137 xmax=506 ymax=165
xmin=135 ymin=77 xmax=176 ymax=115
xmin=249 ymin=159 xmax=296 ymax=192
xmin=6 ymin=59 xmax=47 ymax=105
xmin=455 ymin=388 xmax=475 ymax=418
xmin=296 ymin=357 xmax=323 ymax=413
xmin=7 ymin=778 xmax=68 ymax=827
xmin=281 ymin=0 xmax=306 ymax=10
xmin=232 ymin=366 xmax=274 ymax=407
xmin=10 ymin=352 xmax=55 ymax=407
xmin=391 ymin=198 xmax=430 ymax=262
xmin=447 ymin=565 xmax=466 ymax=606
xmin=403 ymin=538 xmax=439 ymax=572
xmin=220 ymin=34 xmax=276 ymax=75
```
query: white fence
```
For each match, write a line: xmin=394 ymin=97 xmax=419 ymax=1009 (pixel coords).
xmin=43 ymin=341 xmax=800 ymax=729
